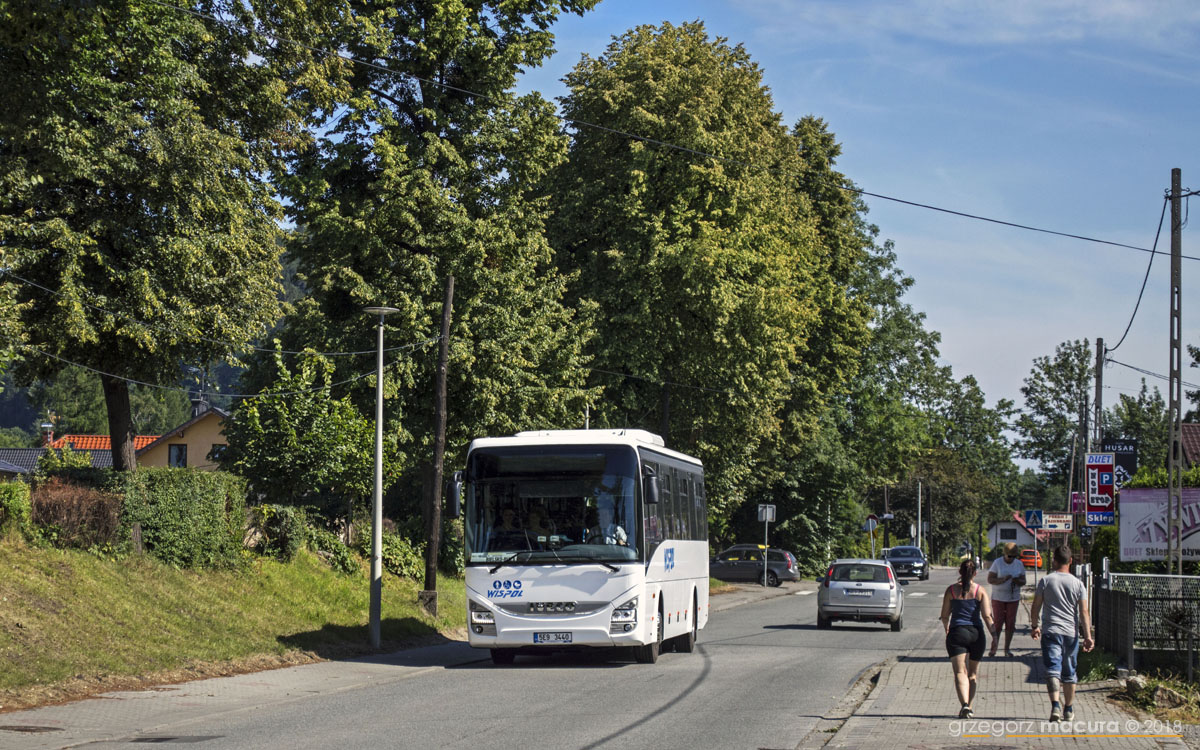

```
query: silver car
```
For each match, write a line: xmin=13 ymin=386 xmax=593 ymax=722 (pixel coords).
xmin=816 ymin=558 xmax=904 ymax=631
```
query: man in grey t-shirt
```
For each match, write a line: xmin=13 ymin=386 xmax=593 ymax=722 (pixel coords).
xmin=1030 ymin=545 xmax=1094 ymax=723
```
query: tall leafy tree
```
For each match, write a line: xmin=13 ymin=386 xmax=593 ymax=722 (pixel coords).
xmin=0 ymin=0 xmax=300 ymax=469
xmin=1104 ymin=379 xmax=1169 ymax=472
xmin=1015 ymin=339 xmax=1093 ymax=487
xmin=549 ymin=22 xmax=866 ymax=520
xmin=222 ymin=351 xmax=388 ymax=517
xmin=270 ymin=0 xmax=599 ymax=512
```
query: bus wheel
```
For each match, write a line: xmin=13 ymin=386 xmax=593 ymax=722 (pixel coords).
xmin=490 ymin=648 xmax=515 ymax=666
xmin=635 ymin=606 xmax=663 ymax=664
xmin=674 ymin=593 xmax=698 ymax=654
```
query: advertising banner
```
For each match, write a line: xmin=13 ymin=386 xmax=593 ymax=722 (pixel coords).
xmin=1043 ymin=512 xmax=1073 ymax=531
xmin=1118 ymin=488 xmax=1200 ymax=561
xmin=1085 ymin=453 xmax=1115 ymax=526
xmin=1101 ymin=439 xmax=1138 ymax=488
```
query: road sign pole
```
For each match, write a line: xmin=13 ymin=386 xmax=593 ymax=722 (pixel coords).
xmin=764 ymin=518 xmax=769 ymax=587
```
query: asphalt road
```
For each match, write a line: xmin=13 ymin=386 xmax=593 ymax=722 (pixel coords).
xmin=3 ymin=570 xmax=956 ymax=750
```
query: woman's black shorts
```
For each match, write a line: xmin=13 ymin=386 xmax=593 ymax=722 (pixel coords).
xmin=946 ymin=625 xmax=986 ymax=661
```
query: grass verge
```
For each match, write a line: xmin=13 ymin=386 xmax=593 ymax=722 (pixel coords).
xmin=0 ymin=539 xmax=465 ymax=711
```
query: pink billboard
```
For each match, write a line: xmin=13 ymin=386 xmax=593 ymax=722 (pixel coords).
xmin=1117 ymin=488 xmax=1200 ymax=561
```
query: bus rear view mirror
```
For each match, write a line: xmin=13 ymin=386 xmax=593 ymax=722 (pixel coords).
xmin=643 ymin=467 xmax=659 ymax=504
xmin=448 ymin=471 xmax=463 ymax=518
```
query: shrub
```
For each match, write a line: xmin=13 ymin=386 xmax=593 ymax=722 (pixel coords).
xmin=36 ymin=445 xmax=94 ymax=473
xmin=355 ymin=531 xmax=425 ymax=582
xmin=0 ymin=481 xmax=31 ymax=536
xmin=306 ymin=525 xmax=359 ymax=575
xmin=30 ymin=477 xmax=122 ymax=549
xmin=247 ymin=504 xmax=307 ymax=562
xmin=119 ymin=469 xmax=247 ymax=569
xmin=439 ymin=517 xmax=465 ymax=577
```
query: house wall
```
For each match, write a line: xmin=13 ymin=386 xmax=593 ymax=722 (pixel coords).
xmin=137 ymin=414 xmax=227 ymax=471
xmin=987 ymin=522 xmax=1035 ymax=550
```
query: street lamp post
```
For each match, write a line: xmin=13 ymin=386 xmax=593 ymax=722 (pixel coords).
xmin=364 ymin=306 xmax=399 ymax=649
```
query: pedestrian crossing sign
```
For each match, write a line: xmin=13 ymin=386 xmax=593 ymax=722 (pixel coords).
xmin=1024 ymin=509 xmax=1044 ymax=529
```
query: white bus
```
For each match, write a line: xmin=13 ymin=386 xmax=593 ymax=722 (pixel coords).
xmin=453 ymin=429 xmax=709 ymax=665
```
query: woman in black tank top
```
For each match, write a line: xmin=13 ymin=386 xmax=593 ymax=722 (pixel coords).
xmin=939 ymin=559 xmax=997 ymax=718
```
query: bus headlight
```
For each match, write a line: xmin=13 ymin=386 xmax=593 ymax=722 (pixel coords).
xmin=611 ymin=597 xmax=638 ymax=624
xmin=469 ymin=601 xmax=494 ymax=624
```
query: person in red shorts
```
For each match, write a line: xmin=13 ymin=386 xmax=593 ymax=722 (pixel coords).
xmin=987 ymin=542 xmax=1026 ymax=657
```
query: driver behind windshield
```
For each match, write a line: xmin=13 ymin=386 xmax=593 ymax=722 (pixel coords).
xmin=584 ymin=505 xmax=627 ymax=546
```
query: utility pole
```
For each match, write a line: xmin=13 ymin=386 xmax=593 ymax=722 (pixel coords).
xmin=1168 ymin=169 xmax=1184 ymax=576
xmin=884 ymin=485 xmax=891 ymax=549
xmin=1093 ymin=338 xmax=1104 ymax=450
xmin=421 ymin=276 xmax=454 ymax=616
xmin=917 ymin=480 xmax=922 ymax=551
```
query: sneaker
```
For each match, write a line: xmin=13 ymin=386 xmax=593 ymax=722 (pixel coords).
xmin=959 ymin=704 xmax=972 ymax=719
xmin=1063 ymin=705 xmax=1074 ymax=721
xmin=1049 ymin=703 xmax=1063 ymax=722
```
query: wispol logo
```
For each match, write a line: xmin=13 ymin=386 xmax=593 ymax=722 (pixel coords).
xmin=488 ymin=579 xmax=524 ymax=599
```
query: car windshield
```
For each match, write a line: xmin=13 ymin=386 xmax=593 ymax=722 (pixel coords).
xmin=887 ymin=548 xmax=921 ymax=558
xmin=465 ymin=446 xmax=639 ymax=564
xmin=832 ymin=564 xmax=890 ymax=583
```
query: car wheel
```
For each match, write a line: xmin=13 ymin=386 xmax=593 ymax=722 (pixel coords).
xmin=635 ymin=604 xmax=664 ymax=664
xmin=891 ymin=615 xmax=903 ymax=632
xmin=767 ymin=571 xmax=780 ymax=587
xmin=817 ymin=612 xmax=831 ymax=630
xmin=674 ymin=592 xmax=699 ymax=654
xmin=490 ymin=648 xmax=516 ymax=665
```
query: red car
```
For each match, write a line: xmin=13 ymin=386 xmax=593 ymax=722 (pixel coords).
xmin=1020 ymin=549 xmax=1043 ymax=568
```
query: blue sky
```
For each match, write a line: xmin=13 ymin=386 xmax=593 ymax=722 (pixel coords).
xmin=518 ymin=0 xmax=1200 ymax=438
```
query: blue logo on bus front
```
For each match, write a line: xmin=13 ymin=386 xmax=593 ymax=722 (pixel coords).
xmin=664 ymin=548 xmax=675 ymax=572
xmin=488 ymin=579 xmax=524 ymax=598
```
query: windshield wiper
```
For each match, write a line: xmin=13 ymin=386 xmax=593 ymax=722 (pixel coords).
xmin=489 ymin=551 xmax=532 ymax=574
xmin=488 ymin=550 xmax=620 ymax=574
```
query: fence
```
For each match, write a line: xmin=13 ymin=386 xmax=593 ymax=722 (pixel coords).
xmin=1095 ymin=565 xmax=1200 ymax=679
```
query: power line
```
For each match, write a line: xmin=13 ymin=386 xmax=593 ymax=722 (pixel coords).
xmin=1106 ymin=195 xmax=1169 ymax=354
xmin=140 ymin=0 xmax=1200 ymax=263
xmin=1107 ymin=357 xmax=1200 ymax=391
xmin=17 ymin=344 xmax=415 ymax=400
xmin=0 ymin=269 xmax=439 ymax=357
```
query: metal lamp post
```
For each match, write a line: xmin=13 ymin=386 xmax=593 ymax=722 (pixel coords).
xmin=364 ymin=306 xmax=399 ymax=648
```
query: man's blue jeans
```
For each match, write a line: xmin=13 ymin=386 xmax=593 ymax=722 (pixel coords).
xmin=1041 ymin=632 xmax=1080 ymax=684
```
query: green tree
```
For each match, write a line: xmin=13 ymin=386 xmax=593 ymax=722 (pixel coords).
xmin=0 ymin=426 xmax=33 ymax=448
xmin=221 ymin=350 xmax=389 ymax=518
xmin=1015 ymin=340 xmax=1093 ymax=487
xmin=27 ymin=365 xmax=193 ymax=436
xmin=269 ymin=0 xmax=599 ymax=504
xmin=1 ymin=0 xmax=300 ymax=469
xmin=1104 ymin=379 xmax=1169 ymax=473
xmin=550 ymin=22 xmax=866 ymax=522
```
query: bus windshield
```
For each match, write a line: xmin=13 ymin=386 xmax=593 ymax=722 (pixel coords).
xmin=465 ymin=446 xmax=639 ymax=565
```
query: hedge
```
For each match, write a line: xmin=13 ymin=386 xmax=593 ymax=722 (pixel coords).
xmin=118 ymin=469 xmax=247 ymax=569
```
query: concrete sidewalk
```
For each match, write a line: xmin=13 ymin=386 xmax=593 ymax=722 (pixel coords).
xmin=823 ymin=627 xmax=1191 ymax=749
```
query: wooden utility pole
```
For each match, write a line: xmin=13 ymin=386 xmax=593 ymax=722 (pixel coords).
xmin=1168 ymin=169 xmax=1183 ymax=575
xmin=1093 ymin=338 xmax=1104 ymax=451
xmin=421 ymin=275 xmax=454 ymax=616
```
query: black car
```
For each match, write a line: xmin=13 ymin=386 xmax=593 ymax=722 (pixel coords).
xmin=710 ymin=545 xmax=799 ymax=587
xmin=884 ymin=545 xmax=929 ymax=580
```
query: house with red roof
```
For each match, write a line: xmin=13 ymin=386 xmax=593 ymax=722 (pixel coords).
xmin=986 ymin=510 xmax=1051 ymax=552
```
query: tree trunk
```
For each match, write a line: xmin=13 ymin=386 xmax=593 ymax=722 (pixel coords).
xmin=101 ymin=374 xmax=137 ymax=472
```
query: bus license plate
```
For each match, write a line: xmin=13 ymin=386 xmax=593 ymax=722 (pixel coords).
xmin=533 ymin=632 xmax=572 ymax=644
